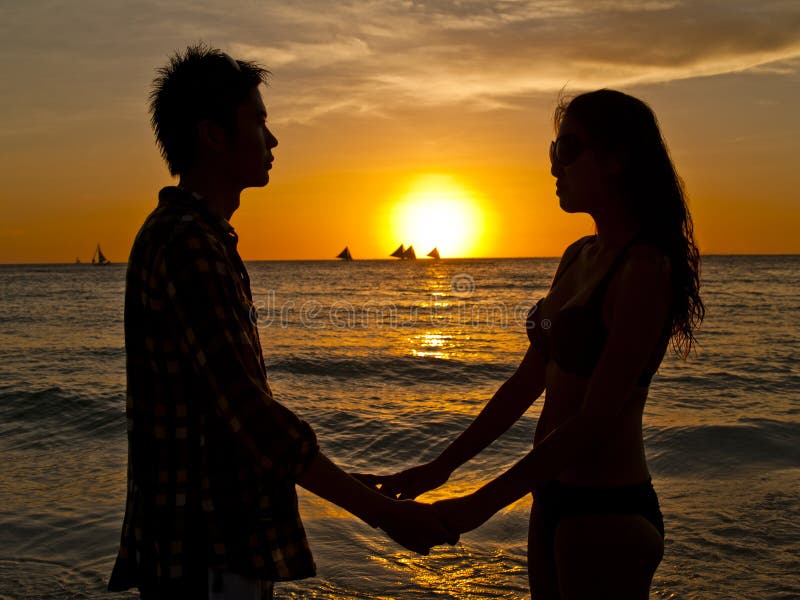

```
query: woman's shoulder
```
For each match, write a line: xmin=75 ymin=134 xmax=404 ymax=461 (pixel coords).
xmin=612 ymin=241 xmax=672 ymax=303
xmin=561 ymin=235 xmax=597 ymax=262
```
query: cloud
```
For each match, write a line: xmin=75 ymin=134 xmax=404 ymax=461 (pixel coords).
xmin=1 ymin=0 xmax=799 ymax=128
xmin=225 ymin=0 xmax=800 ymax=122
xmin=231 ymin=38 xmax=371 ymax=69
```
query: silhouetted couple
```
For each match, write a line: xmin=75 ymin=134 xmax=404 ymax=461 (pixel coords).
xmin=109 ymin=45 xmax=702 ymax=599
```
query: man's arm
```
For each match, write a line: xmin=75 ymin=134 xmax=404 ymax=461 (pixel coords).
xmin=162 ymin=226 xmax=456 ymax=553
xmin=298 ymin=452 xmax=459 ymax=554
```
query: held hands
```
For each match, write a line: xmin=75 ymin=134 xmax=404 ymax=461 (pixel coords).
xmin=354 ymin=460 xmax=451 ymax=500
xmin=354 ymin=461 xmax=490 ymax=552
xmin=376 ymin=499 xmax=459 ymax=555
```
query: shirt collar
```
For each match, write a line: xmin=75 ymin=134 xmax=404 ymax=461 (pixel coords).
xmin=158 ymin=186 xmax=238 ymax=243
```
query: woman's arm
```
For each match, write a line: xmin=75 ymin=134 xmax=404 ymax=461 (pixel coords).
xmin=433 ymin=248 xmax=672 ymax=532
xmin=358 ymin=237 xmax=596 ymax=499
xmin=365 ymin=344 xmax=547 ymax=499
xmin=362 ymin=238 xmax=595 ymax=499
xmin=434 ymin=345 xmax=547 ymax=475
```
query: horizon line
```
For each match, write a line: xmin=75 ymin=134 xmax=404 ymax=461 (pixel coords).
xmin=2 ymin=252 xmax=800 ymax=266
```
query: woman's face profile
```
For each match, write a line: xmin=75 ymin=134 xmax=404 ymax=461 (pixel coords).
xmin=551 ymin=114 xmax=618 ymax=216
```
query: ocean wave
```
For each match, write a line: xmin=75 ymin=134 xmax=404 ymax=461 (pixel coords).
xmin=646 ymin=420 xmax=800 ymax=477
xmin=267 ymin=354 xmax=515 ymax=384
xmin=653 ymin=368 xmax=799 ymax=394
xmin=0 ymin=386 xmax=124 ymax=450
xmin=0 ymin=556 xmax=134 ymax=600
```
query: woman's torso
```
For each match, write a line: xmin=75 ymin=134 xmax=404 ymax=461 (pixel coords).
xmin=531 ymin=235 xmax=670 ymax=486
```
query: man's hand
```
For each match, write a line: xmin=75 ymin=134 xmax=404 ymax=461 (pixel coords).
xmin=353 ymin=460 xmax=451 ymax=500
xmin=377 ymin=499 xmax=459 ymax=555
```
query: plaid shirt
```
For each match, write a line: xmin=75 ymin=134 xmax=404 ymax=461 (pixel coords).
xmin=109 ymin=186 xmax=319 ymax=592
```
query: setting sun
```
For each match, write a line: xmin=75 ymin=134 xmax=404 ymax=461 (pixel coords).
xmin=389 ymin=174 xmax=486 ymax=258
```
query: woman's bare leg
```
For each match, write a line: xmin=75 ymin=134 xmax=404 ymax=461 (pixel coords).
xmin=528 ymin=503 xmax=560 ymax=599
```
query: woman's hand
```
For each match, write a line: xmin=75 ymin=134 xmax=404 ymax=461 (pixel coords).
xmin=353 ymin=460 xmax=452 ymax=500
xmin=431 ymin=494 xmax=489 ymax=536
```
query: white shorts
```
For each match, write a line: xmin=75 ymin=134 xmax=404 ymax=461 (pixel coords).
xmin=208 ymin=569 xmax=274 ymax=600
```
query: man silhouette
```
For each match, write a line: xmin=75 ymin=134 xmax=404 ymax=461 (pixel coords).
xmin=108 ymin=44 xmax=455 ymax=599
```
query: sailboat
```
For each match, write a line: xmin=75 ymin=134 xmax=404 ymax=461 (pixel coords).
xmin=390 ymin=243 xmax=417 ymax=260
xmin=336 ymin=246 xmax=353 ymax=261
xmin=91 ymin=244 xmax=111 ymax=266
xmin=427 ymin=247 xmax=440 ymax=259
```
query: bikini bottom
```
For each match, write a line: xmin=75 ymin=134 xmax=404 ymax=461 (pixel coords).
xmin=533 ymin=478 xmax=664 ymax=554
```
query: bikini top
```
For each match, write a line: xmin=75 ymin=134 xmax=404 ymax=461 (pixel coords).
xmin=526 ymin=235 xmax=669 ymax=387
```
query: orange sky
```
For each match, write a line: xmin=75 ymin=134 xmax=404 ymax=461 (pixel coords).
xmin=1 ymin=1 xmax=799 ymax=262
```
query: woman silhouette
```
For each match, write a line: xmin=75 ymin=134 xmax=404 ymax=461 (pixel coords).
xmin=363 ymin=90 xmax=704 ymax=598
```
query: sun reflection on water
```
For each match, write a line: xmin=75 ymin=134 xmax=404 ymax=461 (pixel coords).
xmin=408 ymin=332 xmax=455 ymax=359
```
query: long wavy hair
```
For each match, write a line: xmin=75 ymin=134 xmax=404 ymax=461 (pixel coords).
xmin=554 ymin=89 xmax=704 ymax=358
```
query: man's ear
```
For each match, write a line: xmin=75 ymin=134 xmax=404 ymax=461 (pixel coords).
xmin=197 ymin=119 xmax=228 ymax=153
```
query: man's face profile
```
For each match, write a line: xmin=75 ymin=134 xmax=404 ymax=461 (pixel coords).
xmin=223 ymin=86 xmax=278 ymax=190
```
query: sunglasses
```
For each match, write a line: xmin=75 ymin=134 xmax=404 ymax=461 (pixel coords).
xmin=549 ymin=134 xmax=590 ymax=167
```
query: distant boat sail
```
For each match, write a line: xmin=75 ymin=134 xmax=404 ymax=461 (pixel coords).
xmin=337 ymin=246 xmax=353 ymax=261
xmin=390 ymin=244 xmax=418 ymax=260
xmin=91 ymin=244 xmax=111 ymax=266
xmin=427 ymin=247 xmax=440 ymax=259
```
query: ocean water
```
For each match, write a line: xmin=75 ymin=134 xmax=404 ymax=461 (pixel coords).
xmin=0 ymin=256 xmax=798 ymax=599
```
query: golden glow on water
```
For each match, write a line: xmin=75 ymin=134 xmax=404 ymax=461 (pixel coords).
xmin=371 ymin=546 xmax=527 ymax=599
xmin=390 ymin=174 xmax=486 ymax=258
xmin=408 ymin=332 xmax=454 ymax=359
